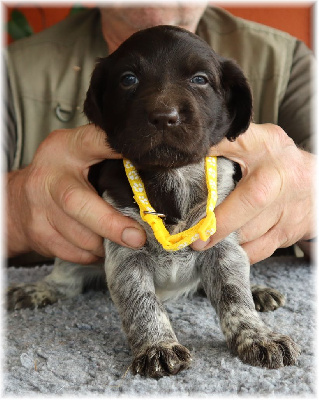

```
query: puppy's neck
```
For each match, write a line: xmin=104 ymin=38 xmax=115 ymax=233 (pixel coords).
xmin=138 ymin=162 xmax=207 ymax=225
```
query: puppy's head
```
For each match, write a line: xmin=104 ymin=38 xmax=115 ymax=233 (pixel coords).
xmin=84 ymin=25 xmax=252 ymax=169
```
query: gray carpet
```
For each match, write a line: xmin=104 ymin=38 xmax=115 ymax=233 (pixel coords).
xmin=3 ymin=256 xmax=316 ymax=396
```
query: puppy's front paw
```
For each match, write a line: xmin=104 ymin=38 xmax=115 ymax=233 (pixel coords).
xmin=238 ymin=332 xmax=300 ymax=369
xmin=251 ymin=285 xmax=285 ymax=312
xmin=132 ymin=343 xmax=192 ymax=378
xmin=7 ymin=283 xmax=57 ymax=311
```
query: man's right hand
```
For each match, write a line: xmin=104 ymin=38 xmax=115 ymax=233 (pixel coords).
xmin=6 ymin=124 xmax=146 ymax=264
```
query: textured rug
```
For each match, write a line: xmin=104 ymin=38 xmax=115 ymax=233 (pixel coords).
xmin=3 ymin=256 xmax=316 ymax=396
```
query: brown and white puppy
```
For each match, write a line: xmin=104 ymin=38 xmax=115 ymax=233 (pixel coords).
xmin=7 ymin=26 xmax=300 ymax=378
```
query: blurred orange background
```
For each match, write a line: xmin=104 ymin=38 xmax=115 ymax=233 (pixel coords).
xmin=4 ymin=3 xmax=313 ymax=49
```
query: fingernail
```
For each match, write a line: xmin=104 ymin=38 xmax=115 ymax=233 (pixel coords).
xmin=191 ymin=238 xmax=211 ymax=251
xmin=122 ymin=227 xmax=146 ymax=249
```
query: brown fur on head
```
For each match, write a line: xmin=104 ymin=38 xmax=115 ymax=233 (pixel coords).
xmin=84 ymin=25 xmax=252 ymax=170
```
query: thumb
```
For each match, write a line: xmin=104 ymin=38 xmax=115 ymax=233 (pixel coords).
xmin=52 ymin=173 xmax=147 ymax=249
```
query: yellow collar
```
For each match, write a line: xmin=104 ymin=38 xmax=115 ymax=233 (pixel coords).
xmin=123 ymin=157 xmax=217 ymax=251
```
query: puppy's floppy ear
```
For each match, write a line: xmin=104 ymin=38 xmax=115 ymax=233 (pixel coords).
xmin=220 ymin=59 xmax=253 ymax=141
xmin=83 ymin=57 xmax=110 ymax=129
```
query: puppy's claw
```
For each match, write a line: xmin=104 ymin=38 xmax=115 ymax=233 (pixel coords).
xmin=237 ymin=333 xmax=301 ymax=369
xmin=7 ymin=283 xmax=57 ymax=311
xmin=251 ymin=285 xmax=285 ymax=312
xmin=132 ymin=343 xmax=192 ymax=378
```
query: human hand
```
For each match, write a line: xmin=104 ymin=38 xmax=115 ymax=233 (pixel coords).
xmin=192 ymin=123 xmax=316 ymax=264
xmin=7 ymin=124 xmax=146 ymax=263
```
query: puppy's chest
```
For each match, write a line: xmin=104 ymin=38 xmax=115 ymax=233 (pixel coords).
xmin=140 ymin=164 xmax=207 ymax=226
xmin=100 ymin=162 xmax=206 ymax=298
xmin=152 ymin=250 xmax=200 ymax=301
xmin=101 ymin=158 xmax=235 ymax=300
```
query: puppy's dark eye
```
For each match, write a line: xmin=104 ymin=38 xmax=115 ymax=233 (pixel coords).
xmin=120 ymin=72 xmax=139 ymax=87
xmin=191 ymin=75 xmax=208 ymax=85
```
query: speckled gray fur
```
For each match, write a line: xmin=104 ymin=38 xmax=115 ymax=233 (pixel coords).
xmin=7 ymin=158 xmax=300 ymax=377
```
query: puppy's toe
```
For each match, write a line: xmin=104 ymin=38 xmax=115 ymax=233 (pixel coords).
xmin=7 ymin=283 xmax=57 ymax=311
xmin=238 ymin=332 xmax=300 ymax=369
xmin=132 ymin=343 xmax=192 ymax=378
xmin=251 ymin=285 xmax=285 ymax=312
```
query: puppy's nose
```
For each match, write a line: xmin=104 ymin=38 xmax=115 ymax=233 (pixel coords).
xmin=149 ymin=108 xmax=180 ymax=130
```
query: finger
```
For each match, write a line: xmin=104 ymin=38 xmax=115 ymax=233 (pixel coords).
xmin=68 ymin=124 xmax=122 ymax=163
xmin=192 ymin=167 xmax=281 ymax=251
xmin=32 ymin=224 xmax=102 ymax=264
xmin=241 ymin=217 xmax=300 ymax=265
xmin=209 ymin=124 xmax=290 ymax=166
xmin=208 ymin=136 xmax=246 ymax=160
xmin=207 ymin=124 xmax=259 ymax=164
xmin=207 ymin=136 xmax=251 ymax=176
xmin=238 ymin=206 xmax=281 ymax=245
xmin=241 ymin=234 xmax=279 ymax=265
xmin=52 ymin=176 xmax=146 ymax=249
xmin=48 ymin=206 xmax=105 ymax=257
xmin=215 ymin=167 xmax=281 ymax=243
xmin=50 ymin=241 xmax=102 ymax=264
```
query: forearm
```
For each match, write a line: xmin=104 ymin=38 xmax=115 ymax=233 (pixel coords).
xmin=6 ymin=170 xmax=31 ymax=257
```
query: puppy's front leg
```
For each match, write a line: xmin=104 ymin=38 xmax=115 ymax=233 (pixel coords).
xmin=200 ymin=234 xmax=300 ymax=369
xmin=105 ymin=243 xmax=191 ymax=378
